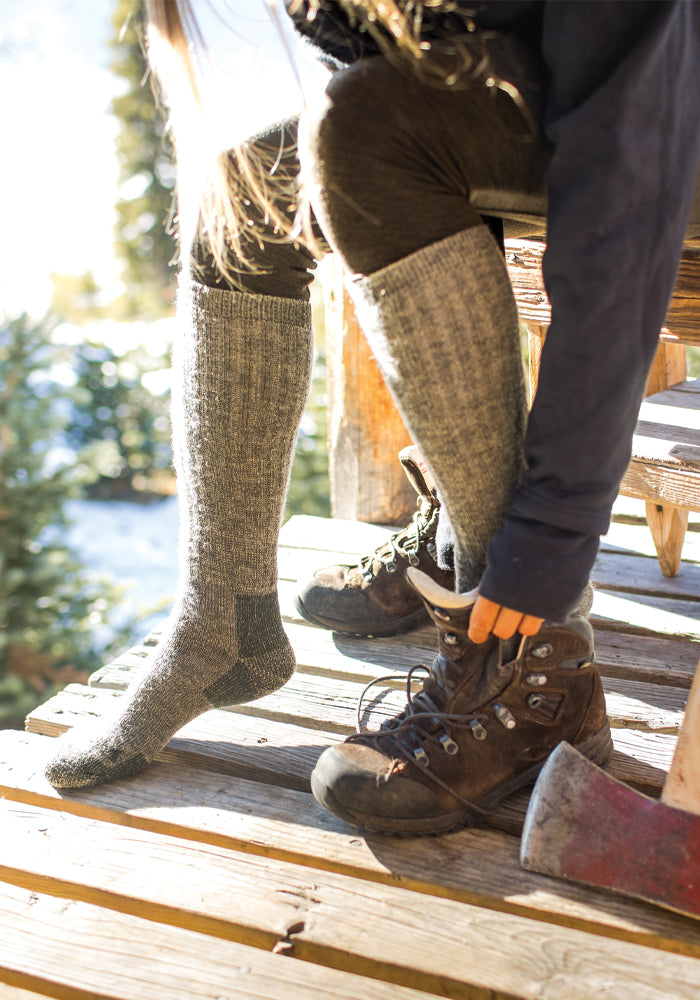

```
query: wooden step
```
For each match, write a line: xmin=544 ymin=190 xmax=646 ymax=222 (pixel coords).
xmin=0 ymin=729 xmax=697 ymax=964
xmin=2 ymin=739 xmax=700 ymax=999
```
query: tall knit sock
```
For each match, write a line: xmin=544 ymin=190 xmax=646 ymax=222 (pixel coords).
xmin=348 ymin=225 xmax=527 ymax=596
xmin=45 ymin=282 xmax=313 ymax=788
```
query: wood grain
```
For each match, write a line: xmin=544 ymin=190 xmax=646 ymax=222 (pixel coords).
xmin=2 ymin=729 xmax=700 ymax=962
xmin=2 ymin=799 xmax=700 ymax=1000
xmin=0 ymin=882 xmax=438 ymax=1000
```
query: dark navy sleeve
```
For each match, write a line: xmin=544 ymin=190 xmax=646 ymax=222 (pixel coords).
xmin=479 ymin=0 xmax=700 ymax=619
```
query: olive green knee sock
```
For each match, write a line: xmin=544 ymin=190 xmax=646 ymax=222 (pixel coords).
xmin=45 ymin=281 xmax=313 ymax=788
xmin=349 ymin=225 xmax=527 ymax=594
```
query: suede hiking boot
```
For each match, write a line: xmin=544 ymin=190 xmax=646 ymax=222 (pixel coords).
xmin=311 ymin=567 xmax=612 ymax=836
xmin=295 ymin=447 xmax=455 ymax=636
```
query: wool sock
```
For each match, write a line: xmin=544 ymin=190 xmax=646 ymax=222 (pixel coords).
xmin=348 ymin=225 xmax=527 ymax=595
xmin=45 ymin=281 xmax=313 ymax=788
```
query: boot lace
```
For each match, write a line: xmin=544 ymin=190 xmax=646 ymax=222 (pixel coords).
xmin=360 ymin=501 xmax=438 ymax=582
xmin=353 ymin=648 xmax=511 ymax=818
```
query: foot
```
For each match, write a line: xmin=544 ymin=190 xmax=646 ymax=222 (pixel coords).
xmin=295 ymin=447 xmax=454 ymax=636
xmin=44 ymin=595 xmax=295 ymax=788
xmin=311 ymin=567 xmax=612 ymax=835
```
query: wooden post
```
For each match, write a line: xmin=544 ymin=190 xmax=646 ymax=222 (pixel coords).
xmin=324 ymin=258 xmax=415 ymax=524
xmin=643 ymin=332 xmax=688 ymax=397
xmin=641 ymin=334 xmax=689 ymax=577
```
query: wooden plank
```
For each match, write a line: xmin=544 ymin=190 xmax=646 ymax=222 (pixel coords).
xmin=24 ymin=683 xmax=677 ymax=808
xmin=592 ymin=631 xmax=699 ymax=688
xmin=280 ymin=514 xmax=397 ymax=553
xmin=602 ymin=676 xmax=685 ymax=733
xmin=621 ymin=458 xmax=700 ymax=511
xmin=85 ymin=641 xmax=689 ymax=735
xmin=3 ymin=799 xmax=700 ymax=999
xmin=591 ymin=588 xmax=700 ymax=641
xmin=638 ymin=384 xmax=700 ymax=424
xmin=646 ymin=381 xmax=700 ymax=409
xmin=279 ymin=514 xmax=700 ymax=575
xmin=0 ymin=985 xmax=56 ymax=1000
xmin=591 ymin=549 xmax=700 ymax=602
xmin=288 ymin=618 xmax=699 ymax=691
xmin=0 ymin=882 xmax=437 ymax=1000
xmin=506 ymin=240 xmax=700 ymax=346
xmin=280 ymin=541 xmax=700 ymax=607
xmin=279 ymin=576 xmax=700 ymax=644
xmin=630 ymin=433 xmax=700 ymax=470
xmin=600 ymin=517 xmax=700 ymax=564
xmin=2 ymin=729 xmax=700 ymax=962
xmin=26 ymin=686 xmax=339 ymax=791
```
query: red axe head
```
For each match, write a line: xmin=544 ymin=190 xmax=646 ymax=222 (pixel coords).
xmin=520 ymin=741 xmax=700 ymax=920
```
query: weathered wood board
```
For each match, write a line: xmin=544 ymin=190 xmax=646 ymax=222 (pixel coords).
xmin=3 ymin=730 xmax=700 ymax=963
xmin=12 ymin=509 xmax=700 ymax=1000
xmin=3 ymin=796 xmax=700 ymax=1000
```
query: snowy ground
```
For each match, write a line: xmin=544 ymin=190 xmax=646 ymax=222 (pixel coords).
xmin=65 ymin=496 xmax=180 ymax=639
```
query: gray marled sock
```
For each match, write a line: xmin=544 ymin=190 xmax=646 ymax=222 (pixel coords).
xmin=349 ymin=226 xmax=527 ymax=594
xmin=45 ymin=281 xmax=313 ymax=788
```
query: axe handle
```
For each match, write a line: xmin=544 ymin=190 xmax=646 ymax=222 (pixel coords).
xmin=662 ymin=659 xmax=700 ymax=815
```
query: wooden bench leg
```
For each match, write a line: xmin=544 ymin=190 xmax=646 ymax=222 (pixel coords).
xmin=641 ymin=338 xmax=689 ymax=576
xmin=644 ymin=501 xmax=689 ymax=577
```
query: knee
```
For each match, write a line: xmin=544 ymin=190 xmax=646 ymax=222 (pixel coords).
xmin=303 ymin=57 xmax=410 ymax=193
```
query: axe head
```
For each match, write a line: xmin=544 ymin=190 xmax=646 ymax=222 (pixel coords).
xmin=520 ymin=741 xmax=700 ymax=920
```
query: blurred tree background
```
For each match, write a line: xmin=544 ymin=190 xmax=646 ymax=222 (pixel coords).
xmin=0 ymin=0 xmax=329 ymax=729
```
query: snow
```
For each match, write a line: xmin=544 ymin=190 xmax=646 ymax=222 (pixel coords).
xmin=65 ymin=496 xmax=179 ymax=638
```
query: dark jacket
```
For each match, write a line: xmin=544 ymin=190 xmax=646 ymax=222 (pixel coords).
xmin=288 ymin=1 xmax=700 ymax=619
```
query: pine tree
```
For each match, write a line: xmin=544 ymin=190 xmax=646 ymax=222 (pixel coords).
xmin=0 ymin=314 xmax=130 ymax=727
xmin=66 ymin=338 xmax=172 ymax=499
xmin=111 ymin=0 xmax=177 ymax=318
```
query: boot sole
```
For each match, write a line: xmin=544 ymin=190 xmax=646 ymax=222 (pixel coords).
xmin=311 ymin=724 xmax=614 ymax=837
xmin=294 ymin=594 xmax=429 ymax=638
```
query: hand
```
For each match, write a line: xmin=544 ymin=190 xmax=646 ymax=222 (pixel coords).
xmin=468 ymin=594 xmax=544 ymax=644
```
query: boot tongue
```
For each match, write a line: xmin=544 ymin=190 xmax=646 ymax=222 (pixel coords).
xmin=405 ymin=565 xmax=475 ymax=613
xmin=405 ymin=566 xmax=519 ymax=713
xmin=456 ymin=634 xmax=519 ymax=709
xmin=399 ymin=446 xmax=438 ymax=504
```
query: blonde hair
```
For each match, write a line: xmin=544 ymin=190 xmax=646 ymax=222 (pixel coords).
xmin=144 ymin=1 xmax=521 ymax=280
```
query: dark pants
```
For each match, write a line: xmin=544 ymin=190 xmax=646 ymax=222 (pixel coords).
xmin=191 ymin=52 xmax=549 ymax=298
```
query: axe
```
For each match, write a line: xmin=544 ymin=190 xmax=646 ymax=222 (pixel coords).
xmin=520 ymin=664 xmax=700 ymax=919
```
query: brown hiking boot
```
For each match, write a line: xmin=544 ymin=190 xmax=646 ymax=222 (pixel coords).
xmin=294 ymin=447 xmax=455 ymax=636
xmin=311 ymin=567 xmax=612 ymax=835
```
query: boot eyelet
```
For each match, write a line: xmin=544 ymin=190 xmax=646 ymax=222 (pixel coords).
xmin=531 ymin=643 xmax=553 ymax=659
xmin=386 ymin=561 xmax=397 ymax=574
xmin=526 ymin=673 xmax=548 ymax=686
xmin=439 ymin=734 xmax=459 ymax=755
xmin=527 ymin=693 xmax=545 ymax=710
xmin=494 ymin=704 xmax=517 ymax=730
xmin=413 ymin=747 xmax=429 ymax=766
xmin=444 ymin=632 xmax=459 ymax=646
xmin=469 ymin=719 xmax=487 ymax=740
xmin=408 ymin=552 xmax=419 ymax=566
xmin=433 ymin=607 xmax=451 ymax=621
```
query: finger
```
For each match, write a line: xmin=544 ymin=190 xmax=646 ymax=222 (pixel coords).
xmin=491 ymin=605 xmax=525 ymax=640
xmin=518 ymin=614 xmax=545 ymax=636
xmin=468 ymin=595 xmax=500 ymax=643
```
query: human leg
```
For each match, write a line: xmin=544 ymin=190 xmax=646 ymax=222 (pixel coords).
xmin=303 ymin=55 xmax=536 ymax=596
xmin=45 ymin=124 xmax=316 ymax=788
xmin=300 ymin=56 xmax=609 ymax=831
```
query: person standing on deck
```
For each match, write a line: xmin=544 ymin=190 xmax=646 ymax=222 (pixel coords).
xmin=44 ymin=1 xmax=700 ymax=836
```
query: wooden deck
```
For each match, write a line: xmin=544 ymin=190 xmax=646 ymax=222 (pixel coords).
xmin=3 ymin=502 xmax=700 ymax=999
